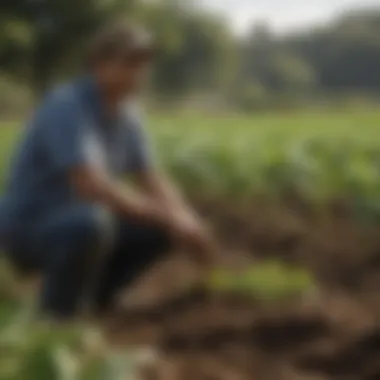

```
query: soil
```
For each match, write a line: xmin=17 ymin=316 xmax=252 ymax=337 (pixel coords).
xmin=104 ymin=199 xmax=380 ymax=380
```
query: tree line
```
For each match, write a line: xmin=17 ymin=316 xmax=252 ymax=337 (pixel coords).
xmin=0 ymin=0 xmax=380 ymax=109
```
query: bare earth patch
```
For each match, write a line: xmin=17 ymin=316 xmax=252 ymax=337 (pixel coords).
xmin=100 ymin=200 xmax=380 ymax=380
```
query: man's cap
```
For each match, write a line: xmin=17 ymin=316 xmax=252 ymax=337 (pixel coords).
xmin=87 ymin=21 xmax=156 ymax=64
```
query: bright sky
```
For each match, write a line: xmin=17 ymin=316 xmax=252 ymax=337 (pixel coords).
xmin=199 ymin=0 xmax=380 ymax=35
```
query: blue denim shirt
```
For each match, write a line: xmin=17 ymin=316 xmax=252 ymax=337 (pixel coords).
xmin=0 ymin=75 xmax=152 ymax=245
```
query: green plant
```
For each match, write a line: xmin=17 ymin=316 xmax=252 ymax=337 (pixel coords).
xmin=208 ymin=260 xmax=315 ymax=301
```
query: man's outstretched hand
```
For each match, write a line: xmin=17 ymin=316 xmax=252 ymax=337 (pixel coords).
xmin=133 ymin=170 xmax=220 ymax=266
xmin=167 ymin=209 xmax=219 ymax=267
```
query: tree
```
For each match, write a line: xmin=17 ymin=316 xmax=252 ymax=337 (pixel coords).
xmin=269 ymin=52 xmax=316 ymax=91
xmin=0 ymin=0 xmax=237 ymax=99
xmin=136 ymin=0 xmax=236 ymax=96
xmin=0 ymin=0 xmax=122 ymax=95
xmin=284 ymin=10 xmax=380 ymax=92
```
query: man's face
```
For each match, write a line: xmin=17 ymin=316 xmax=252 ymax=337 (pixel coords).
xmin=97 ymin=53 xmax=152 ymax=96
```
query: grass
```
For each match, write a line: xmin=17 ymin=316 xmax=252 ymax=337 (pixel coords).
xmin=0 ymin=122 xmax=21 ymax=191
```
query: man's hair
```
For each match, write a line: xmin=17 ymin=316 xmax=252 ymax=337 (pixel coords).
xmin=87 ymin=21 xmax=155 ymax=65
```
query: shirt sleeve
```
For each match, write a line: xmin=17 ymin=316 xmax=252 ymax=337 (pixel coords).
xmin=40 ymin=92 xmax=88 ymax=170
xmin=124 ymin=103 xmax=155 ymax=173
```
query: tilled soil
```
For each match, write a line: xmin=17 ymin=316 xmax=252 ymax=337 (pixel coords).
xmin=104 ymin=200 xmax=380 ymax=380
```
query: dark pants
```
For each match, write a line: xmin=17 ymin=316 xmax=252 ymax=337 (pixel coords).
xmin=7 ymin=204 xmax=171 ymax=319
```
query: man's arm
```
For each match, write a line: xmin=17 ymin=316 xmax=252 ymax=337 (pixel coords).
xmin=125 ymin=105 xmax=218 ymax=261
xmin=72 ymin=164 xmax=218 ymax=266
xmin=134 ymin=169 xmax=195 ymax=218
xmin=69 ymin=165 xmax=171 ymax=226
xmin=124 ymin=106 xmax=196 ymax=220
xmin=134 ymin=169 xmax=219 ymax=265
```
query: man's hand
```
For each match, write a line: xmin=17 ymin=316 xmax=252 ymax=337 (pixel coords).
xmin=134 ymin=169 xmax=220 ymax=266
xmin=168 ymin=209 xmax=218 ymax=266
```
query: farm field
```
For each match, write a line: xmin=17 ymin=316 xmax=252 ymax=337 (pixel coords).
xmin=2 ymin=110 xmax=380 ymax=379
xmin=2 ymin=109 xmax=380 ymax=202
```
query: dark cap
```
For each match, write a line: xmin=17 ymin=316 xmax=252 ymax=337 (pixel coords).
xmin=87 ymin=21 xmax=155 ymax=65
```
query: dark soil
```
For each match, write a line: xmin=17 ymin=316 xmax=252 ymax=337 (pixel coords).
xmin=104 ymin=199 xmax=380 ymax=380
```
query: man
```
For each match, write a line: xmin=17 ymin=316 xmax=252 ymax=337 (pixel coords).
xmin=0 ymin=22 xmax=215 ymax=321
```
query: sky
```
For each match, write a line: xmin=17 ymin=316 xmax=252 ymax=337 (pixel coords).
xmin=199 ymin=0 xmax=380 ymax=35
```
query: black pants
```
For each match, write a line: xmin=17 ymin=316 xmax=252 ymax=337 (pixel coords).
xmin=7 ymin=204 xmax=171 ymax=319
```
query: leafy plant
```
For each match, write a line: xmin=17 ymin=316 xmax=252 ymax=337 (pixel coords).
xmin=208 ymin=260 xmax=315 ymax=301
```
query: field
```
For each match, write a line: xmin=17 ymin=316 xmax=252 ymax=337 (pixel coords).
xmin=152 ymin=110 xmax=380 ymax=204
xmin=2 ymin=110 xmax=380 ymax=379
xmin=2 ymin=110 xmax=380 ymax=203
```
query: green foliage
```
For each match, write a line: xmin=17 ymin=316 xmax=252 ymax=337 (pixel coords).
xmin=208 ymin=261 xmax=315 ymax=301
xmin=1 ymin=321 xmax=100 ymax=379
xmin=0 ymin=304 xmax=148 ymax=380
xmin=143 ymin=110 xmax=380 ymax=217
xmin=2 ymin=1 xmax=380 ymax=104
xmin=145 ymin=0 xmax=235 ymax=96
xmin=0 ymin=253 xmax=151 ymax=380
xmin=0 ymin=122 xmax=20 ymax=193
xmin=0 ymin=0 xmax=234 ymax=98
xmin=234 ymin=81 xmax=270 ymax=111
xmin=269 ymin=52 xmax=316 ymax=91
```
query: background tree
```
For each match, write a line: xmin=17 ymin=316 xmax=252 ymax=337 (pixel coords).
xmin=1 ymin=1 xmax=380 ymax=106
xmin=0 ymin=0 xmax=124 ymax=95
